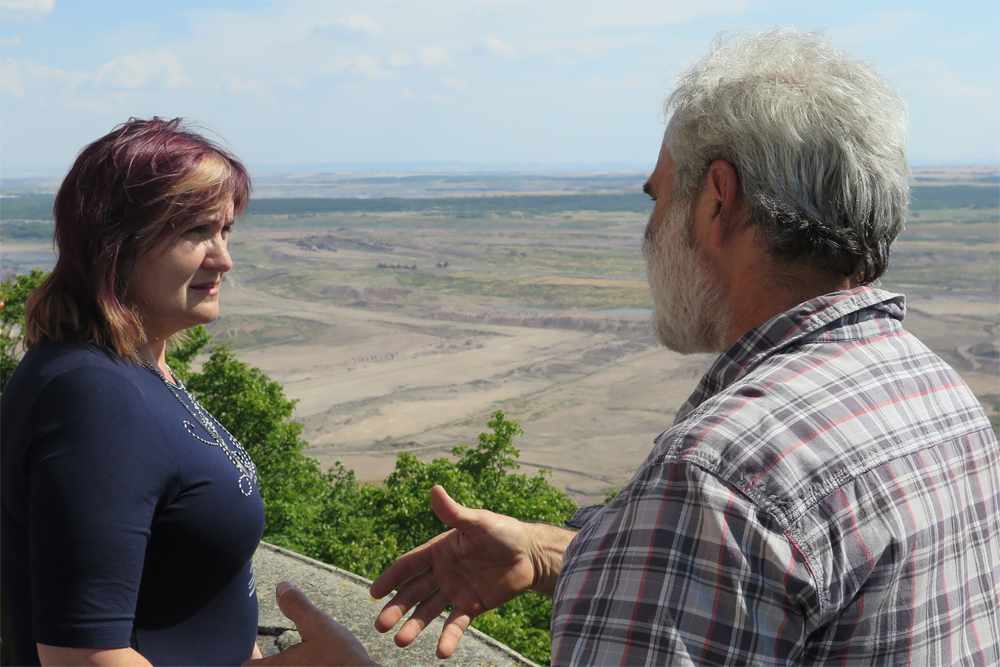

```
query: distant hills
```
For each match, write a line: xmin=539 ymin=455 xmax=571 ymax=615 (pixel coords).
xmin=2 ymin=185 xmax=998 ymax=222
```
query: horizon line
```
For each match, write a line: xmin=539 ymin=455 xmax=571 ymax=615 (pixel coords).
xmin=3 ymin=160 xmax=999 ymax=181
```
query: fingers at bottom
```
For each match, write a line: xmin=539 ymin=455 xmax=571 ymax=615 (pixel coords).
xmin=395 ymin=589 xmax=450 ymax=647
xmin=375 ymin=569 xmax=437 ymax=633
xmin=436 ymin=609 xmax=473 ymax=659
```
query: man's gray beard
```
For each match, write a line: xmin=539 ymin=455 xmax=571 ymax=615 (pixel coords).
xmin=643 ymin=200 xmax=732 ymax=354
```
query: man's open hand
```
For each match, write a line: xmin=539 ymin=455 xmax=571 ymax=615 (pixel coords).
xmin=370 ymin=485 xmax=574 ymax=659
xmin=244 ymin=582 xmax=378 ymax=667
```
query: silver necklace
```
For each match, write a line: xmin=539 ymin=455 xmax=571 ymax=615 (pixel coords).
xmin=138 ymin=355 xmax=258 ymax=496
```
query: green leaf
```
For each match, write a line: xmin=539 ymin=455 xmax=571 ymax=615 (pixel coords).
xmin=1 ymin=269 xmax=50 ymax=392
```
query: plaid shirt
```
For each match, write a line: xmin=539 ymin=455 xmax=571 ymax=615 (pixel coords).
xmin=552 ymin=288 xmax=1000 ymax=666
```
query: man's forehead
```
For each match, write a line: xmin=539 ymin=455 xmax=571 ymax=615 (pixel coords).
xmin=653 ymin=142 xmax=675 ymax=175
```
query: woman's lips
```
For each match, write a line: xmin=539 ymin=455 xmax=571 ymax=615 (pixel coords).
xmin=189 ymin=282 xmax=220 ymax=296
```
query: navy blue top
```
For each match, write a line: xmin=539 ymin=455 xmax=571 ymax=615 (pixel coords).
xmin=1 ymin=339 xmax=265 ymax=666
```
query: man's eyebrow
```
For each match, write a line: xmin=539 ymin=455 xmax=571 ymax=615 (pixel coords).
xmin=642 ymin=181 xmax=654 ymax=199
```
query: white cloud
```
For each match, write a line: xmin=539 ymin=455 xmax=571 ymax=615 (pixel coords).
xmin=902 ymin=58 xmax=992 ymax=106
xmin=2 ymin=36 xmax=24 ymax=46
xmin=389 ymin=52 xmax=413 ymax=67
xmin=64 ymin=95 xmax=114 ymax=113
xmin=840 ymin=10 xmax=921 ymax=44
xmin=5 ymin=52 xmax=190 ymax=98
xmin=225 ymin=76 xmax=262 ymax=94
xmin=587 ymin=75 xmax=642 ymax=91
xmin=326 ymin=57 xmax=352 ymax=76
xmin=326 ymin=55 xmax=394 ymax=79
xmin=553 ymin=56 xmax=577 ymax=66
xmin=354 ymin=55 xmax=393 ymax=78
xmin=905 ymin=58 xmax=948 ymax=76
xmin=482 ymin=35 xmax=514 ymax=55
xmin=346 ymin=15 xmax=383 ymax=37
xmin=24 ymin=60 xmax=87 ymax=88
xmin=927 ymin=74 xmax=990 ymax=104
xmin=0 ymin=0 xmax=53 ymax=22
xmin=1 ymin=58 xmax=25 ymax=97
xmin=93 ymin=52 xmax=191 ymax=89
xmin=439 ymin=75 xmax=467 ymax=91
xmin=315 ymin=14 xmax=384 ymax=40
xmin=417 ymin=45 xmax=450 ymax=68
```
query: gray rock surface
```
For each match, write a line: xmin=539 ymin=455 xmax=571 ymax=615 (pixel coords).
xmin=253 ymin=542 xmax=540 ymax=666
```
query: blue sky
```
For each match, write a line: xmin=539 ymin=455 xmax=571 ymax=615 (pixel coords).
xmin=1 ymin=0 xmax=997 ymax=175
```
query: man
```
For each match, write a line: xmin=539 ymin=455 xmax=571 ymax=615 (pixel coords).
xmin=252 ymin=28 xmax=1000 ymax=666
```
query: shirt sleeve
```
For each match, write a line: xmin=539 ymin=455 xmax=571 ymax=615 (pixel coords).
xmin=551 ymin=458 xmax=819 ymax=666
xmin=26 ymin=365 xmax=176 ymax=649
xmin=565 ymin=504 xmax=603 ymax=529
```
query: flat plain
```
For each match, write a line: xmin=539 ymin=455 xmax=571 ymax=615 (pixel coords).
xmin=215 ymin=190 xmax=998 ymax=504
xmin=3 ymin=173 xmax=997 ymax=505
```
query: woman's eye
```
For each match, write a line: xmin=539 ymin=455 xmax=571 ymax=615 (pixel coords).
xmin=222 ymin=224 xmax=233 ymax=238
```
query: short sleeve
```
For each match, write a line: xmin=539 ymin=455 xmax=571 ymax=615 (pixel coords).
xmin=552 ymin=459 xmax=819 ymax=666
xmin=565 ymin=504 xmax=603 ymax=529
xmin=26 ymin=365 xmax=176 ymax=649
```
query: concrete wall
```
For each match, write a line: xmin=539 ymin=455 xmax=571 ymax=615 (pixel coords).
xmin=254 ymin=542 xmax=540 ymax=666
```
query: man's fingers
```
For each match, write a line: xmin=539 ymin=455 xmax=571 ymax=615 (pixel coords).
xmin=274 ymin=582 xmax=331 ymax=640
xmin=371 ymin=486 xmax=484 ymax=601
xmin=374 ymin=569 xmax=437 ymax=633
xmin=394 ymin=589 xmax=450 ymax=647
xmin=437 ymin=609 xmax=473 ymax=659
xmin=370 ymin=532 xmax=447 ymax=600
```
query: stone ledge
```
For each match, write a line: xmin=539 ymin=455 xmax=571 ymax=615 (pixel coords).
xmin=253 ymin=542 xmax=540 ymax=666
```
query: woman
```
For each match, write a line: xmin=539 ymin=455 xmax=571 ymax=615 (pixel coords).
xmin=0 ymin=118 xmax=264 ymax=665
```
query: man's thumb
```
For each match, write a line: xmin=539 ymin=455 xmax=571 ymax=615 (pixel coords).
xmin=275 ymin=582 xmax=330 ymax=639
xmin=429 ymin=485 xmax=479 ymax=530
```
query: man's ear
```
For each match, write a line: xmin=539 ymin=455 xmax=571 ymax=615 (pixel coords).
xmin=694 ymin=159 xmax=747 ymax=248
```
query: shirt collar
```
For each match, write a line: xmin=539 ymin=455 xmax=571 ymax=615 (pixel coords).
xmin=674 ymin=286 xmax=906 ymax=424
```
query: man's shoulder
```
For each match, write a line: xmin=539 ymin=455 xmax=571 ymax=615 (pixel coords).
xmin=658 ymin=325 xmax=990 ymax=526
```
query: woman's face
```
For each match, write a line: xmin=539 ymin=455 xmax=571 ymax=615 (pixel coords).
xmin=129 ymin=201 xmax=235 ymax=342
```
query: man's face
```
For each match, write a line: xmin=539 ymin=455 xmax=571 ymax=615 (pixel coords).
xmin=642 ymin=142 xmax=732 ymax=354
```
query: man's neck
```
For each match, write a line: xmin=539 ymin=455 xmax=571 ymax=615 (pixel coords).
xmin=723 ymin=265 xmax=854 ymax=348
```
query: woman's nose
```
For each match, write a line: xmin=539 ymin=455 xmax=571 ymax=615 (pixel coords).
xmin=206 ymin=236 xmax=234 ymax=273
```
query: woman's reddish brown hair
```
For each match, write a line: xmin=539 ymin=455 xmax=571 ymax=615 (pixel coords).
xmin=24 ymin=117 xmax=251 ymax=359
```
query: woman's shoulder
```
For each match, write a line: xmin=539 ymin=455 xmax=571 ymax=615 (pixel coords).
xmin=4 ymin=339 xmax=146 ymax=411
xmin=2 ymin=340 xmax=172 ymax=462
xmin=17 ymin=338 xmax=136 ymax=381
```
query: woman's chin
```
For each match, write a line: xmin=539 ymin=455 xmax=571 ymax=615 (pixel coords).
xmin=186 ymin=305 xmax=221 ymax=327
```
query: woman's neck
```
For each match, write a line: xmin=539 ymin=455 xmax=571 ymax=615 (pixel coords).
xmin=136 ymin=337 xmax=172 ymax=381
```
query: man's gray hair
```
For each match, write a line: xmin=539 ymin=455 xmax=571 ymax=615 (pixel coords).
xmin=665 ymin=28 xmax=909 ymax=283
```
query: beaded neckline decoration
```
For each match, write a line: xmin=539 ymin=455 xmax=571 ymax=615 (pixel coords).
xmin=138 ymin=355 xmax=258 ymax=496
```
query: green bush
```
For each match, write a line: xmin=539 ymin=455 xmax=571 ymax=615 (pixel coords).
xmin=171 ymin=329 xmax=575 ymax=664
xmin=0 ymin=269 xmax=49 ymax=392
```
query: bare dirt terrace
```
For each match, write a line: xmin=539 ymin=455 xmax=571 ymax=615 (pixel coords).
xmin=205 ymin=197 xmax=997 ymax=506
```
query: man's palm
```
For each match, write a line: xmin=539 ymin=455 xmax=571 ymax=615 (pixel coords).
xmin=370 ymin=486 xmax=535 ymax=658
